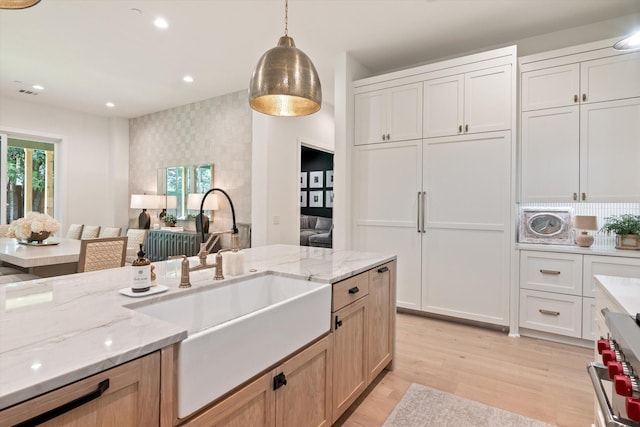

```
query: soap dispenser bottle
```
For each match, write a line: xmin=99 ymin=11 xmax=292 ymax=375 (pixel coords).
xmin=131 ymin=244 xmax=152 ymax=292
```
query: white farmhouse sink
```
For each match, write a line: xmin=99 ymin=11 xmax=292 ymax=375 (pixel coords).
xmin=132 ymin=273 xmax=331 ymax=419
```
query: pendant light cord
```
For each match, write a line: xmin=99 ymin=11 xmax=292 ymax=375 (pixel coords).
xmin=284 ymin=0 xmax=288 ymax=36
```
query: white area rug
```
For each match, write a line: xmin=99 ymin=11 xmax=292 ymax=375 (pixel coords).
xmin=382 ymin=383 xmax=555 ymax=427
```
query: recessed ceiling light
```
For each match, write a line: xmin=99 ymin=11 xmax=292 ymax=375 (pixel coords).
xmin=183 ymin=75 xmax=194 ymax=83
xmin=105 ymin=102 xmax=115 ymax=108
xmin=154 ymin=17 xmax=168 ymax=29
xmin=32 ymin=84 xmax=44 ymax=91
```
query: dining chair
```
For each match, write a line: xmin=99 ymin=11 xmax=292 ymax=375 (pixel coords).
xmin=66 ymin=224 xmax=84 ymax=239
xmin=0 ymin=224 xmax=10 ymax=237
xmin=77 ymin=236 xmax=128 ymax=273
xmin=99 ymin=227 xmax=122 ymax=238
xmin=81 ymin=225 xmax=101 ymax=239
xmin=125 ymin=229 xmax=148 ymax=264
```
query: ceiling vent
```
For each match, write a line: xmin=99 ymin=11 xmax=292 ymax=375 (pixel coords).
xmin=18 ymin=89 xmax=39 ymax=96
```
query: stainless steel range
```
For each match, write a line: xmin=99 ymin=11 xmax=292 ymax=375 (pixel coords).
xmin=590 ymin=309 xmax=640 ymax=426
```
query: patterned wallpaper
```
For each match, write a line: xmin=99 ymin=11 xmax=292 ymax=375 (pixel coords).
xmin=128 ymin=90 xmax=252 ymax=242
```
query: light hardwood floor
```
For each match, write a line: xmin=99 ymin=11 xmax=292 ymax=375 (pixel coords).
xmin=338 ymin=312 xmax=594 ymax=427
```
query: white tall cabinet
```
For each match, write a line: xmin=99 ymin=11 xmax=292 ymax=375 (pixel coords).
xmin=352 ymin=46 xmax=516 ymax=327
xmin=520 ymin=47 xmax=640 ymax=203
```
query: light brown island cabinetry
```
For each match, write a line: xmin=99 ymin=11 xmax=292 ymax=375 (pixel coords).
xmin=0 ymin=351 xmax=161 ymax=426
xmin=176 ymin=260 xmax=396 ymax=427
xmin=0 ymin=260 xmax=396 ymax=427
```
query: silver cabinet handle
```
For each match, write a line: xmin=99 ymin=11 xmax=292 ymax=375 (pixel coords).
xmin=582 ymin=93 xmax=587 ymax=102
xmin=539 ymin=309 xmax=560 ymax=316
xmin=582 ymin=192 xmax=586 ymax=201
xmin=458 ymin=125 xmax=462 ymax=133
xmin=417 ymin=192 xmax=422 ymax=233
xmin=573 ymin=192 xmax=578 ymax=201
xmin=464 ymin=124 xmax=469 ymax=133
xmin=421 ymin=191 xmax=426 ymax=233
xmin=382 ymin=134 xmax=386 ymax=141
xmin=386 ymin=133 xmax=390 ymax=141
xmin=540 ymin=269 xmax=561 ymax=275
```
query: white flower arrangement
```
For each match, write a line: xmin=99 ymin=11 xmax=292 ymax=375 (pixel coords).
xmin=8 ymin=211 xmax=61 ymax=240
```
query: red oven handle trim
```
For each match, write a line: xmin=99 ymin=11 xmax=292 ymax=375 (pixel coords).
xmin=588 ymin=362 xmax=640 ymax=427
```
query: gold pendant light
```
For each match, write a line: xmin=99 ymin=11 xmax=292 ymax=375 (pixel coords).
xmin=249 ymin=0 xmax=321 ymax=117
xmin=0 ymin=0 xmax=40 ymax=9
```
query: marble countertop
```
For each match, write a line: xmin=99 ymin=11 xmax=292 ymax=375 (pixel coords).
xmin=516 ymin=242 xmax=640 ymax=258
xmin=0 ymin=244 xmax=395 ymax=410
xmin=0 ymin=237 xmax=81 ymax=268
xmin=595 ymin=275 xmax=640 ymax=315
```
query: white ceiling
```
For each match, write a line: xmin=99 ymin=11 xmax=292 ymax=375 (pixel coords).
xmin=1 ymin=0 xmax=639 ymax=119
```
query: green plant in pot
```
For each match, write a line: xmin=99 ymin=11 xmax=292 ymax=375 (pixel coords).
xmin=162 ymin=214 xmax=178 ymax=227
xmin=600 ymin=214 xmax=640 ymax=250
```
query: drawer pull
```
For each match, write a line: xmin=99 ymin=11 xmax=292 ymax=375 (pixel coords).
xmin=273 ymin=372 xmax=287 ymax=390
xmin=335 ymin=315 xmax=343 ymax=330
xmin=16 ymin=379 xmax=110 ymax=427
xmin=539 ymin=269 xmax=561 ymax=275
xmin=377 ymin=266 xmax=389 ymax=273
xmin=539 ymin=309 xmax=560 ymax=316
xmin=348 ymin=286 xmax=360 ymax=294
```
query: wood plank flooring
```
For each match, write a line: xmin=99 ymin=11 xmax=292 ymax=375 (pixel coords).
xmin=337 ymin=313 xmax=594 ymax=427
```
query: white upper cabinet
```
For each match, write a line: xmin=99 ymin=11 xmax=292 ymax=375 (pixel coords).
xmin=581 ymin=52 xmax=640 ymax=104
xmin=423 ymin=64 xmax=511 ymax=137
xmin=354 ymin=83 xmax=423 ymax=145
xmin=521 ymin=64 xmax=580 ymax=111
xmin=519 ymin=44 xmax=640 ymax=202
xmin=520 ymin=106 xmax=580 ymax=202
xmin=580 ymin=97 xmax=640 ymax=202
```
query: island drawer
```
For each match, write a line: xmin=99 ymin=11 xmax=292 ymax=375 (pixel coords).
xmin=332 ymin=271 xmax=369 ymax=311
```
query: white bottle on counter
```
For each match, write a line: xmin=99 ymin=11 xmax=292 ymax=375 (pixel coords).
xmin=223 ymin=250 xmax=245 ymax=276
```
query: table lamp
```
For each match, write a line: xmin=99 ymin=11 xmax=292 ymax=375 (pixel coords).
xmin=187 ymin=193 xmax=219 ymax=234
xmin=574 ymin=215 xmax=598 ymax=247
xmin=130 ymin=194 xmax=156 ymax=229
xmin=157 ymin=195 xmax=177 ymax=220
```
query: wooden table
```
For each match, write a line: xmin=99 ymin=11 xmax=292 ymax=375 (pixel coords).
xmin=0 ymin=237 xmax=81 ymax=277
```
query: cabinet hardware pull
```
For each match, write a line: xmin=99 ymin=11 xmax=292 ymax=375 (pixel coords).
xmin=574 ymin=94 xmax=578 ymax=103
xmin=421 ymin=191 xmax=426 ymax=233
xmin=382 ymin=134 xmax=386 ymax=141
xmin=348 ymin=286 xmax=360 ymax=294
xmin=417 ymin=192 xmax=422 ymax=233
xmin=573 ymin=192 xmax=578 ymax=201
xmin=16 ymin=379 xmax=110 ymax=427
xmin=377 ymin=266 xmax=389 ymax=273
xmin=273 ymin=373 xmax=287 ymax=390
xmin=386 ymin=133 xmax=390 ymax=141
xmin=582 ymin=93 xmax=587 ymax=102
xmin=335 ymin=315 xmax=342 ymax=330
xmin=458 ymin=125 xmax=462 ymax=133
xmin=464 ymin=124 xmax=469 ymax=133
xmin=582 ymin=192 xmax=586 ymax=201
xmin=540 ymin=269 xmax=561 ymax=275
xmin=539 ymin=309 xmax=560 ymax=316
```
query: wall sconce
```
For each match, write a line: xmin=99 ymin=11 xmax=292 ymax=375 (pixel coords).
xmin=187 ymin=193 xmax=219 ymax=234
xmin=574 ymin=215 xmax=598 ymax=247
xmin=130 ymin=194 xmax=157 ymax=230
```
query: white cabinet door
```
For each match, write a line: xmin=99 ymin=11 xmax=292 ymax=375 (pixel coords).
xmin=422 ymin=132 xmax=511 ymax=326
xmin=520 ymin=106 xmax=579 ymax=202
xmin=354 ymin=83 xmax=422 ymax=145
xmin=583 ymin=255 xmax=640 ymax=298
xmin=354 ymin=91 xmax=386 ymax=145
xmin=387 ymin=83 xmax=423 ymax=142
xmin=423 ymin=74 xmax=464 ymax=138
xmin=520 ymin=63 xmax=580 ymax=111
xmin=352 ymin=141 xmax=423 ymax=310
xmin=464 ymin=65 xmax=512 ymax=134
xmin=580 ymin=97 xmax=640 ymax=202
xmin=581 ymin=51 xmax=640 ymax=104
xmin=582 ymin=297 xmax=596 ymax=341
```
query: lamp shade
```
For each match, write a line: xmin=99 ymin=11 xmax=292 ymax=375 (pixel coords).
xmin=0 ymin=0 xmax=41 ymax=9
xmin=187 ymin=193 xmax=219 ymax=211
xmin=249 ymin=36 xmax=322 ymax=116
xmin=130 ymin=194 xmax=156 ymax=209
xmin=155 ymin=195 xmax=177 ymax=209
xmin=574 ymin=215 xmax=598 ymax=231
